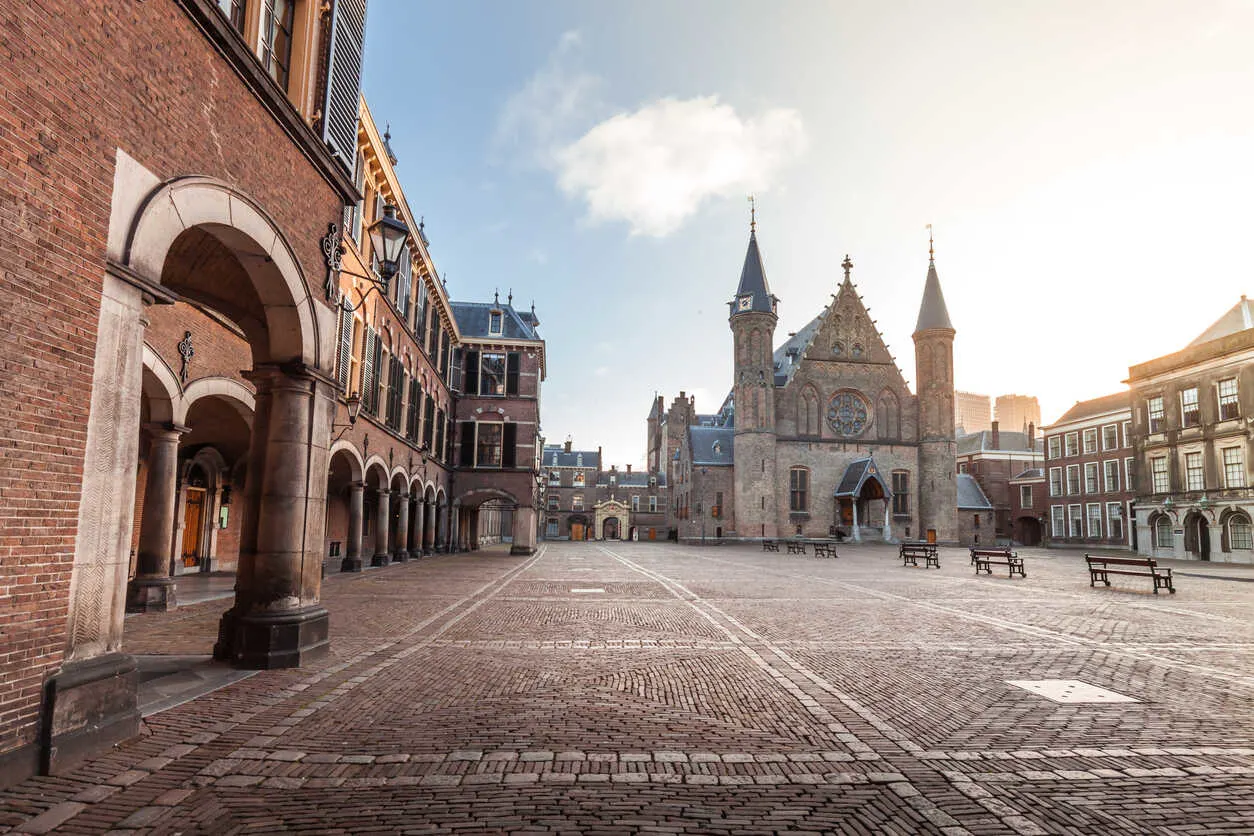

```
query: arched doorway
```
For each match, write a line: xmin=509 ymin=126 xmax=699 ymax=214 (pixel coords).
xmin=603 ymin=517 xmax=620 ymax=540
xmin=1185 ymin=511 xmax=1211 ymax=561
xmin=325 ymin=444 xmax=365 ymax=572
xmin=1016 ymin=516 xmax=1042 ymax=547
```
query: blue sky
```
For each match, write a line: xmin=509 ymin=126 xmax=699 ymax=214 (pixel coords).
xmin=363 ymin=1 xmax=1254 ymax=467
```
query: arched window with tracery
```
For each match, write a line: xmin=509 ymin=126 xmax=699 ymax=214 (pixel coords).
xmin=799 ymin=386 xmax=820 ymax=436
xmin=877 ymin=390 xmax=899 ymax=440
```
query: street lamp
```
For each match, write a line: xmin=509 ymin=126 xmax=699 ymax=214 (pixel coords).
xmin=330 ymin=391 xmax=363 ymax=442
xmin=339 ymin=203 xmax=412 ymax=313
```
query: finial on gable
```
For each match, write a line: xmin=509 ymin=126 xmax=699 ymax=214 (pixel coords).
xmin=927 ymin=223 xmax=934 ymax=266
xmin=841 ymin=255 xmax=853 ymax=282
xmin=748 ymin=195 xmax=756 ymax=232
xmin=493 ymin=288 xmax=499 ymax=305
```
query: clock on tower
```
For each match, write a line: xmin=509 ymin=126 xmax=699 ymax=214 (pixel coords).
xmin=736 ymin=294 xmax=753 ymax=312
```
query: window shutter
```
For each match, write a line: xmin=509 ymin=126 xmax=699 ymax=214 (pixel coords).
xmin=506 ymin=352 xmax=520 ymax=396
xmin=423 ymin=395 xmax=435 ymax=450
xmin=407 ymin=379 xmax=420 ymax=439
xmin=360 ymin=328 xmax=376 ymax=412
xmin=321 ymin=0 xmax=369 ymax=171
xmin=337 ymin=300 xmax=353 ymax=392
xmin=445 ymin=414 xmax=454 ymax=463
xmin=439 ymin=330 xmax=450 ymax=377
xmin=464 ymin=350 xmax=480 ymax=397
xmin=434 ymin=409 xmax=444 ymax=463
xmin=502 ymin=423 xmax=517 ymax=468
xmin=458 ymin=421 xmax=476 ymax=467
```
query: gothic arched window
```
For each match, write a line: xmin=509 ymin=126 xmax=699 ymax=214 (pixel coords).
xmin=877 ymin=390 xmax=899 ymax=440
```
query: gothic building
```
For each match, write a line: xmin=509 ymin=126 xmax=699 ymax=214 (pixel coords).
xmin=656 ymin=222 xmax=958 ymax=543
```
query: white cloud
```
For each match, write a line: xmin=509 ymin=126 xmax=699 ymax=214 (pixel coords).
xmin=555 ymin=97 xmax=807 ymax=237
xmin=594 ymin=365 xmax=610 ymax=377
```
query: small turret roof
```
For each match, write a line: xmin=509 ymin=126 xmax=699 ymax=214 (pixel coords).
xmin=914 ymin=259 xmax=954 ymax=333
xmin=731 ymin=229 xmax=775 ymax=315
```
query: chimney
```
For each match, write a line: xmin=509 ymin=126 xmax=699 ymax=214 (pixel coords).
xmin=598 ymin=446 xmax=602 ymax=464
xmin=991 ymin=420 xmax=1000 ymax=450
xmin=626 ymin=464 xmax=632 ymax=474
xmin=1027 ymin=421 xmax=1035 ymax=447
xmin=564 ymin=438 xmax=572 ymax=454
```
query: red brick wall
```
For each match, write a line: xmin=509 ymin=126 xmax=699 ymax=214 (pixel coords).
xmin=0 ymin=2 xmax=345 ymax=760
xmin=146 ymin=303 xmax=251 ymax=386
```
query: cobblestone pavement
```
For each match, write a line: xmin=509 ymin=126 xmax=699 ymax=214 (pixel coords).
xmin=4 ymin=542 xmax=1254 ymax=834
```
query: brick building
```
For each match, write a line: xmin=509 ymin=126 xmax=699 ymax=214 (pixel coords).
xmin=540 ymin=442 xmax=669 ymax=541
xmin=0 ymin=1 xmax=545 ymax=785
xmin=956 ymin=422 xmax=1044 ymax=543
xmin=660 ymin=223 xmax=958 ymax=544
xmin=1040 ymin=393 xmax=1135 ymax=549
xmin=1131 ymin=297 xmax=1254 ymax=563
xmin=1008 ymin=467 xmax=1049 ymax=546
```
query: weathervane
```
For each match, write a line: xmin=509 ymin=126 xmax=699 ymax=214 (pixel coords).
xmin=748 ymin=195 xmax=756 ymax=231
xmin=927 ymin=223 xmax=935 ymax=265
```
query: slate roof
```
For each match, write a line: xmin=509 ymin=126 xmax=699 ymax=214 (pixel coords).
xmin=1012 ymin=468 xmax=1044 ymax=480
xmin=689 ymin=426 xmax=734 ymax=466
xmin=450 ymin=300 xmax=541 ymax=340
xmin=832 ymin=457 xmax=893 ymax=498
xmin=542 ymin=447 xmax=600 ymax=469
xmin=957 ymin=473 xmax=993 ymax=510
xmin=771 ymin=314 xmax=824 ymax=386
xmin=914 ymin=259 xmax=954 ymax=333
xmin=957 ymin=430 xmax=1042 ymax=455
xmin=1188 ymin=296 xmax=1254 ymax=347
xmin=729 ymin=229 xmax=776 ymax=315
xmin=1051 ymin=392 xmax=1130 ymax=425
xmin=600 ymin=471 xmax=667 ymax=488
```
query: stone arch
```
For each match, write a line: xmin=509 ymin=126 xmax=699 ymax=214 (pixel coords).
xmin=124 ymin=177 xmax=322 ymax=369
xmin=327 ymin=439 xmax=365 ymax=482
xmin=141 ymin=344 xmax=181 ymax=424
xmin=1220 ymin=507 xmax=1252 ymax=553
xmin=363 ymin=456 xmax=390 ymax=485
xmin=176 ymin=376 xmax=256 ymax=426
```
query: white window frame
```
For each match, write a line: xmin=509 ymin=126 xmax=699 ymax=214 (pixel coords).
xmin=1121 ymin=420 xmax=1131 ymax=447
xmin=1180 ymin=387 xmax=1200 ymax=428
xmin=1106 ymin=502 xmax=1123 ymax=541
xmin=1184 ymin=450 xmax=1204 ymax=492
xmin=1068 ymin=504 xmax=1083 ymax=538
xmin=631 ymin=495 xmax=640 ymax=512
xmin=1064 ymin=432 xmax=1079 ymax=457
xmin=1020 ymin=485 xmax=1033 ymax=508
xmin=1050 ymin=505 xmax=1065 ymax=538
xmin=1083 ymin=428 xmax=1098 ymax=455
xmin=1148 ymin=396 xmax=1165 ymax=433
xmin=1101 ymin=424 xmax=1118 ymax=451
xmin=1084 ymin=462 xmax=1099 ymax=494
xmin=1222 ymin=446 xmax=1246 ymax=488
xmin=648 ymin=495 xmax=658 ymax=512
xmin=1047 ymin=436 xmax=1061 ymax=460
xmin=1086 ymin=503 xmax=1103 ymax=538
xmin=1066 ymin=464 xmax=1081 ymax=495
xmin=488 ymin=309 xmax=503 ymax=336
xmin=1218 ymin=378 xmax=1239 ymax=422
xmin=1125 ymin=457 xmax=1134 ymax=493
xmin=1049 ymin=467 xmax=1063 ymax=497
xmin=1103 ymin=459 xmax=1120 ymax=493
xmin=1151 ymin=456 xmax=1169 ymax=493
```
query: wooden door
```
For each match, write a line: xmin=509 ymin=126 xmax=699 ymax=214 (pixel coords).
xmin=182 ymin=488 xmax=206 ymax=567
xmin=571 ymin=523 xmax=584 ymax=541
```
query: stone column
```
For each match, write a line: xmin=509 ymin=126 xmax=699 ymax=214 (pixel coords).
xmin=883 ymin=501 xmax=892 ymax=542
xmin=424 ymin=500 xmax=436 ymax=553
xmin=126 ymin=424 xmax=187 ymax=612
xmin=214 ymin=366 xmax=333 ymax=669
xmin=341 ymin=481 xmax=364 ymax=572
xmin=511 ymin=506 xmax=537 ymax=555
xmin=411 ymin=497 xmax=424 ymax=557
xmin=852 ymin=501 xmax=861 ymax=543
xmin=393 ymin=490 xmax=410 ymax=562
xmin=372 ymin=488 xmax=391 ymax=566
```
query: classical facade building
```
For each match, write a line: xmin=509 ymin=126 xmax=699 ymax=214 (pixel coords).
xmin=662 ymin=223 xmax=958 ymax=544
xmin=0 ymin=2 xmax=546 ymax=785
xmin=541 ymin=442 xmax=602 ymax=540
xmin=956 ymin=422 xmax=1044 ymax=543
xmin=1131 ymin=298 xmax=1254 ymax=563
xmin=540 ymin=443 xmax=669 ymax=541
xmin=1041 ymin=393 xmax=1134 ymax=550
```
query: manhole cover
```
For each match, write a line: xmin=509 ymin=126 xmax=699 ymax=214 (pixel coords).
xmin=571 ymin=588 xmax=606 ymax=593
xmin=1007 ymin=679 xmax=1138 ymax=704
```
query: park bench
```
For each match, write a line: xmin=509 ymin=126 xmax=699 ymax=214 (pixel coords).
xmin=762 ymin=540 xmax=779 ymax=552
xmin=970 ymin=546 xmax=1025 ymax=578
xmin=900 ymin=542 xmax=939 ymax=569
xmin=787 ymin=541 xmax=807 ymax=555
xmin=813 ymin=542 xmax=839 ymax=559
xmin=1085 ymin=554 xmax=1175 ymax=594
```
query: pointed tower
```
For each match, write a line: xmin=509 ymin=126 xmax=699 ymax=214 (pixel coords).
xmin=912 ymin=231 xmax=957 ymax=542
xmin=729 ymin=215 xmax=780 ymax=539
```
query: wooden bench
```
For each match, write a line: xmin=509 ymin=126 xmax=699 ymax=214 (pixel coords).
xmin=787 ymin=541 xmax=807 ymax=555
xmin=900 ymin=543 xmax=939 ymax=569
xmin=813 ymin=542 xmax=839 ymax=559
xmin=1086 ymin=554 xmax=1175 ymax=594
xmin=970 ymin=546 xmax=1025 ymax=578
xmin=762 ymin=540 xmax=779 ymax=552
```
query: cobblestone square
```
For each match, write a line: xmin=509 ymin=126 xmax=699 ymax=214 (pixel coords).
xmin=3 ymin=541 xmax=1253 ymax=834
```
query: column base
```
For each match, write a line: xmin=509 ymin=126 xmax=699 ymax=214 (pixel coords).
xmin=214 ymin=605 xmax=330 ymax=669
xmin=39 ymin=653 xmax=140 ymax=776
xmin=422 ymin=546 xmax=433 ymax=555
xmin=392 ymin=549 xmax=410 ymax=563
xmin=370 ymin=552 xmax=391 ymax=567
xmin=340 ymin=555 xmax=364 ymax=573
xmin=125 ymin=577 xmax=177 ymax=613
xmin=510 ymin=545 xmax=536 ymax=556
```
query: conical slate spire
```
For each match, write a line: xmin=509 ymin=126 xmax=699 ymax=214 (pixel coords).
xmin=732 ymin=228 xmax=775 ymax=314
xmin=914 ymin=257 xmax=954 ymax=333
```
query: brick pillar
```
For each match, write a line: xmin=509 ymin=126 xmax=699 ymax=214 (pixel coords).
xmin=372 ymin=488 xmax=391 ymax=566
xmin=340 ymin=481 xmax=364 ymax=572
xmin=126 ymin=424 xmax=187 ymax=612
xmin=393 ymin=490 xmax=410 ymax=562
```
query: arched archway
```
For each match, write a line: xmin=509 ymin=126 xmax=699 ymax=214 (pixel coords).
xmin=326 ymin=445 xmax=365 ymax=572
xmin=1015 ymin=516 xmax=1042 ymax=547
xmin=1184 ymin=510 xmax=1211 ymax=561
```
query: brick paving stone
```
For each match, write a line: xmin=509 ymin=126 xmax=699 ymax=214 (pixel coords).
xmin=3 ymin=543 xmax=1254 ymax=834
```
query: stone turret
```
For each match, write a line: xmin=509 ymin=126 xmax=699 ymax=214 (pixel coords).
xmin=729 ymin=222 xmax=779 ymax=539
xmin=912 ymin=237 xmax=957 ymax=542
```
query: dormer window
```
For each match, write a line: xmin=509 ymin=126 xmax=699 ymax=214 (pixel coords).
xmin=576 ymin=454 xmax=583 ymax=466
xmin=488 ymin=310 xmax=503 ymax=336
